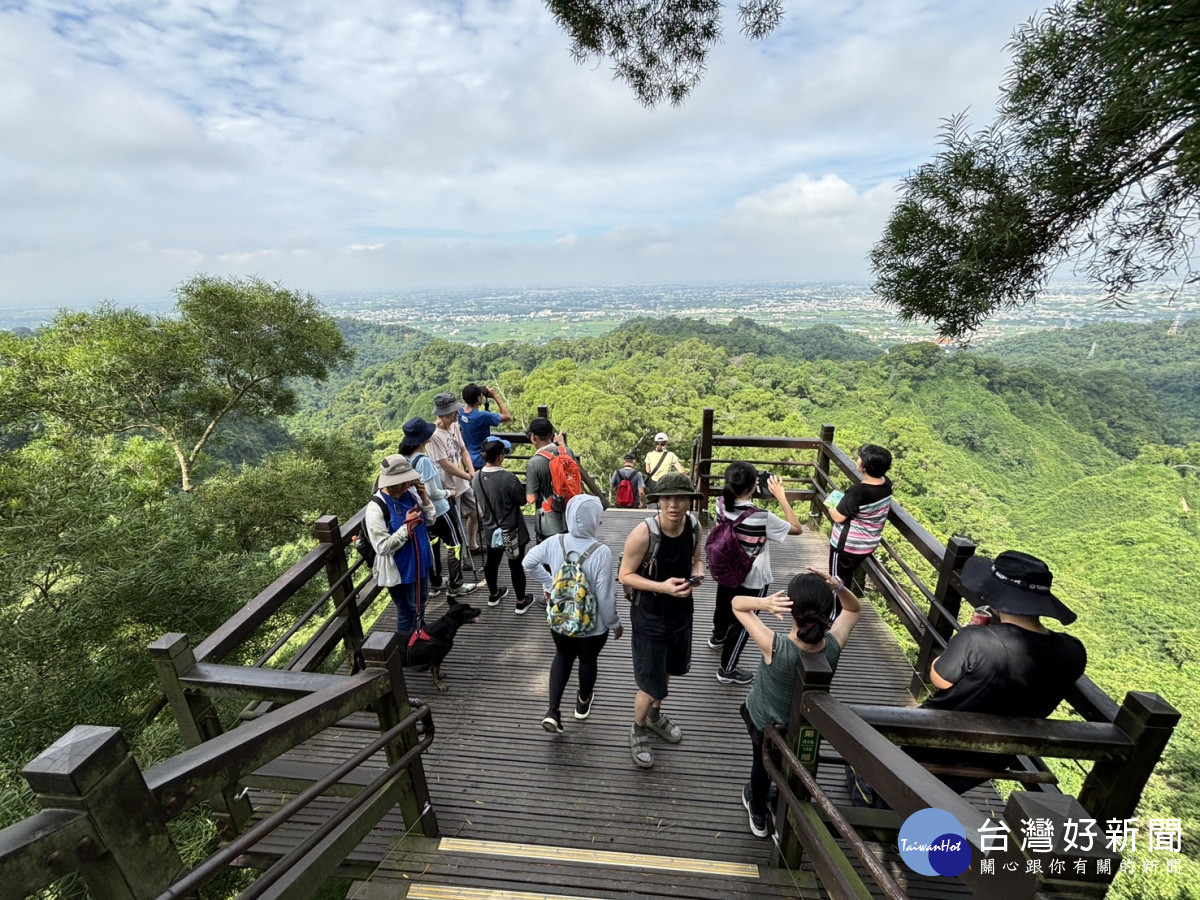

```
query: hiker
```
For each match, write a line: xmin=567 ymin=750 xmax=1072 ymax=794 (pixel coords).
xmin=708 ymin=462 xmax=802 ymax=686
xmin=908 ymin=550 xmax=1087 ymax=792
xmin=611 ymin=451 xmax=646 ymax=508
xmin=643 ymin=431 xmax=687 ymax=499
xmin=525 ymin=416 xmax=576 ymax=542
xmin=459 ymin=382 xmax=511 ymax=470
xmin=430 ymin=392 xmax=480 ymax=567
xmin=524 ymin=494 xmax=624 ymax=733
xmin=400 ymin=416 xmax=476 ymax=602
xmin=828 ymin=443 xmax=893 ymax=597
xmin=473 ymin=437 xmax=533 ymax=614
xmin=736 ymin=569 xmax=861 ymax=837
xmin=365 ymin=455 xmax=437 ymax=634
xmin=618 ymin=472 xmax=704 ymax=769
xmin=846 ymin=550 xmax=1087 ymax=809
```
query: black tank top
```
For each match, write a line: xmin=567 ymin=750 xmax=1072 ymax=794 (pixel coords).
xmin=632 ymin=516 xmax=695 ymax=637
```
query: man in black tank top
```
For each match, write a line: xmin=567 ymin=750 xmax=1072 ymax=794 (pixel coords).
xmin=618 ymin=473 xmax=705 ymax=769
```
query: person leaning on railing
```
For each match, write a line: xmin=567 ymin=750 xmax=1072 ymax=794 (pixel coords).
xmin=733 ymin=570 xmax=861 ymax=837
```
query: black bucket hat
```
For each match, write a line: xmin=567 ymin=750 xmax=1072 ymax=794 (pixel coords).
xmin=960 ymin=551 xmax=1077 ymax=624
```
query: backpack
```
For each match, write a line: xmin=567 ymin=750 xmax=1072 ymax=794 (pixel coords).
xmin=624 ymin=513 xmax=700 ymax=601
xmin=353 ymin=495 xmax=390 ymax=568
xmin=538 ymin=447 xmax=584 ymax=514
xmin=705 ymin=499 xmax=763 ymax=588
xmin=547 ymin=535 xmax=602 ymax=636
xmin=614 ymin=468 xmax=637 ymax=508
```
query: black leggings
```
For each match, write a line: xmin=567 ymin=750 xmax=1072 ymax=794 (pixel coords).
xmin=484 ymin=545 xmax=527 ymax=599
xmin=715 ymin=582 xmax=769 ymax=674
xmin=429 ymin=497 xmax=465 ymax=589
xmin=548 ymin=630 xmax=610 ymax=713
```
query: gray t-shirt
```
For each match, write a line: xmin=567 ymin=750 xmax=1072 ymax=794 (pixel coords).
xmin=526 ymin=447 xmax=564 ymax=537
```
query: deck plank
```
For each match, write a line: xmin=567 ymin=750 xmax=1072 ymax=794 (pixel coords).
xmin=246 ymin=512 xmax=982 ymax=898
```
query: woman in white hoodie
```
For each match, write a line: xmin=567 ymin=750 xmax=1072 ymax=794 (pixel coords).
xmin=523 ymin=494 xmax=624 ymax=733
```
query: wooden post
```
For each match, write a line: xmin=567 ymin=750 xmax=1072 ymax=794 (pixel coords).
xmin=1078 ymin=691 xmax=1180 ymax=824
xmin=148 ymin=633 xmax=252 ymax=840
xmin=912 ymin=536 xmax=974 ymax=698
xmin=697 ymin=408 xmax=715 ymax=517
xmin=362 ymin=633 xmax=439 ymax=838
xmin=23 ymin=726 xmax=184 ymax=900
xmin=810 ymin=424 xmax=835 ymax=526
xmin=315 ymin=515 xmax=364 ymax=673
xmin=771 ymin=649 xmax=833 ymax=870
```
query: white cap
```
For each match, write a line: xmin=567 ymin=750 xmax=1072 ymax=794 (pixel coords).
xmin=654 ymin=432 xmax=669 ymax=442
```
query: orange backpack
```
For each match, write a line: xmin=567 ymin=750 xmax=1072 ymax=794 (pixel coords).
xmin=538 ymin=447 xmax=584 ymax=514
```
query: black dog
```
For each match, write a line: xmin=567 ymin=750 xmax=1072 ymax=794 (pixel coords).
xmin=397 ymin=603 xmax=480 ymax=692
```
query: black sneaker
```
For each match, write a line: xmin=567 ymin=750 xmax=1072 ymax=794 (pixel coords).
xmin=706 ymin=632 xmax=725 ymax=649
xmin=515 ymin=594 xmax=534 ymax=615
xmin=574 ymin=694 xmax=593 ymax=720
xmin=487 ymin=587 xmax=509 ymax=608
xmin=716 ymin=668 xmax=754 ymax=685
xmin=541 ymin=710 xmax=563 ymax=733
xmin=742 ymin=783 xmax=768 ymax=837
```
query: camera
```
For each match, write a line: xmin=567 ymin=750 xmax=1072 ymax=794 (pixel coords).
xmin=757 ymin=471 xmax=773 ymax=495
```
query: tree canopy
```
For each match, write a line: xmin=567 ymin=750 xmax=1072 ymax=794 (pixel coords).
xmin=545 ymin=0 xmax=784 ymax=106
xmin=871 ymin=0 xmax=1200 ymax=337
xmin=0 ymin=275 xmax=352 ymax=490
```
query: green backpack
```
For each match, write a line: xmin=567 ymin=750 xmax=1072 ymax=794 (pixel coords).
xmin=547 ymin=535 xmax=602 ymax=636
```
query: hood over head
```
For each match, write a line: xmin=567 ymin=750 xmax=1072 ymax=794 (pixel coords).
xmin=565 ymin=494 xmax=603 ymax=540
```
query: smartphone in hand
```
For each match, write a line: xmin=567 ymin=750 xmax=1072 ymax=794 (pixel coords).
xmin=686 ymin=575 xmax=704 ymax=585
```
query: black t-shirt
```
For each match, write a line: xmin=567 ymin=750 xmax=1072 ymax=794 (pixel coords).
xmin=922 ymin=624 xmax=1087 ymax=716
xmin=632 ymin=516 xmax=696 ymax=638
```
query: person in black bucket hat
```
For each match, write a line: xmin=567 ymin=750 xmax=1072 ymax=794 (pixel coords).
xmin=847 ymin=550 xmax=1089 ymax=806
xmin=901 ymin=550 xmax=1088 ymax=795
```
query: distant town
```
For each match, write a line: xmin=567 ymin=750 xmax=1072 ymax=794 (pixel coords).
xmin=5 ymin=281 xmax=1198 ymax=346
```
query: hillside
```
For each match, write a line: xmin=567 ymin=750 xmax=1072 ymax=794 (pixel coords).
xmin=4 ymin=311 xmax=1197 ymax=899
xmin=978 ymin=318 xmax=1200 ymax=443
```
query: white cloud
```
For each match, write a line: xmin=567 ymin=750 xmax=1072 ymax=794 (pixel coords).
xmin=0 ymin=0 xmax=1049 ymax=308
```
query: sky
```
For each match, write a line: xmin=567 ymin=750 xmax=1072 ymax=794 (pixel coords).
xmin=0 ymin=0 xmax=1049 ymax=310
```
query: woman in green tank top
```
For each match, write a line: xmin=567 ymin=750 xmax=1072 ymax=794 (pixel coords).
xmin=733 ymin=567 xmax=862 ymax=837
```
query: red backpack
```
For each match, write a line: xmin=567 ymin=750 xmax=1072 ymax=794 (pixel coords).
xmin=614 ymin=468 xmax=637 ymax=508
xmin=538 ymin=447 xmax=584 ymax=514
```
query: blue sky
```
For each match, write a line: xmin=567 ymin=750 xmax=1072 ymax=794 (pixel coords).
xmin=0 ymin=0 xmax=1047 ymax=309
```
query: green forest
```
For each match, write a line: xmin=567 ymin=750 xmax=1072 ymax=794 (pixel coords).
xmin=2 ymin=288 xmax=1198 ymax=898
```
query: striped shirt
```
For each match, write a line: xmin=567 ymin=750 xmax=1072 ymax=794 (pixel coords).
xmin=719 ymin=499 xmax=792 ymax=590
xmin=830 ymin=478 xmax=893 ymax=555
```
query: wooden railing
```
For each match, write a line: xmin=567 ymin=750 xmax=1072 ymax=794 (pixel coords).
xmin=693 ymin=409 xmax=1180 ymax=899
xmin=0 ymin=511 xmax=436 ymax=900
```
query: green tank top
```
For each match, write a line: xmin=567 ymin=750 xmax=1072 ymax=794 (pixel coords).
xmin=744 ymin=632 xmax=842 ymax=730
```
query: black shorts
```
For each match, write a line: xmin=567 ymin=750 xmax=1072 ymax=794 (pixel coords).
xmin=631 ymin=627 xmax=692 ymax=700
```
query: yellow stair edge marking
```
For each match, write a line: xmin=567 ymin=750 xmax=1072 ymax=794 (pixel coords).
xmin=409 ymin=887 xmax=604 ymax=900
xmin=437 ymin=837 xmax=759 ymax=879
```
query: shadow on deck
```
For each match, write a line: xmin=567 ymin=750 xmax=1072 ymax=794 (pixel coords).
xmin=246 ymin=512 xmax=991 ymax=899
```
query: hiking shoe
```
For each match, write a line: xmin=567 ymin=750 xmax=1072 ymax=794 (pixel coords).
xmin=447 ymin=581 xmax=478 ymax=598
xmin=706 ymin=629 xmax=726 ymax=649
xmin=644 ymin=710 xmax=682 ymax=743
xmin=574 ymin=694 xmax=593 ymax=720
xmin=630 ymin=724 xmax=654 ymax=768
xmin=717 ymin=668 xmax=754 ymax=686
xmin=541 ymin=710 xmax=563 ymax=734
xmin=487 ymin=587 xmax=509 ymax=607
xmin=742 ymin=783 xmax=768 ymax=837
xmin=515 ymin=593 xmax=534 ymax=615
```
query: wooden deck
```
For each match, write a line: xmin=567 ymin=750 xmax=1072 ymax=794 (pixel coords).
xmin=245 ymin=511 xmax=990 ymax=899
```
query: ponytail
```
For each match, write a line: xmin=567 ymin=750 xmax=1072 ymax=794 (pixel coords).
xmin=788 ymin=573 xmax=836 ymax=644
xmin=723 ymin=461 xmax=757 ymax=508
